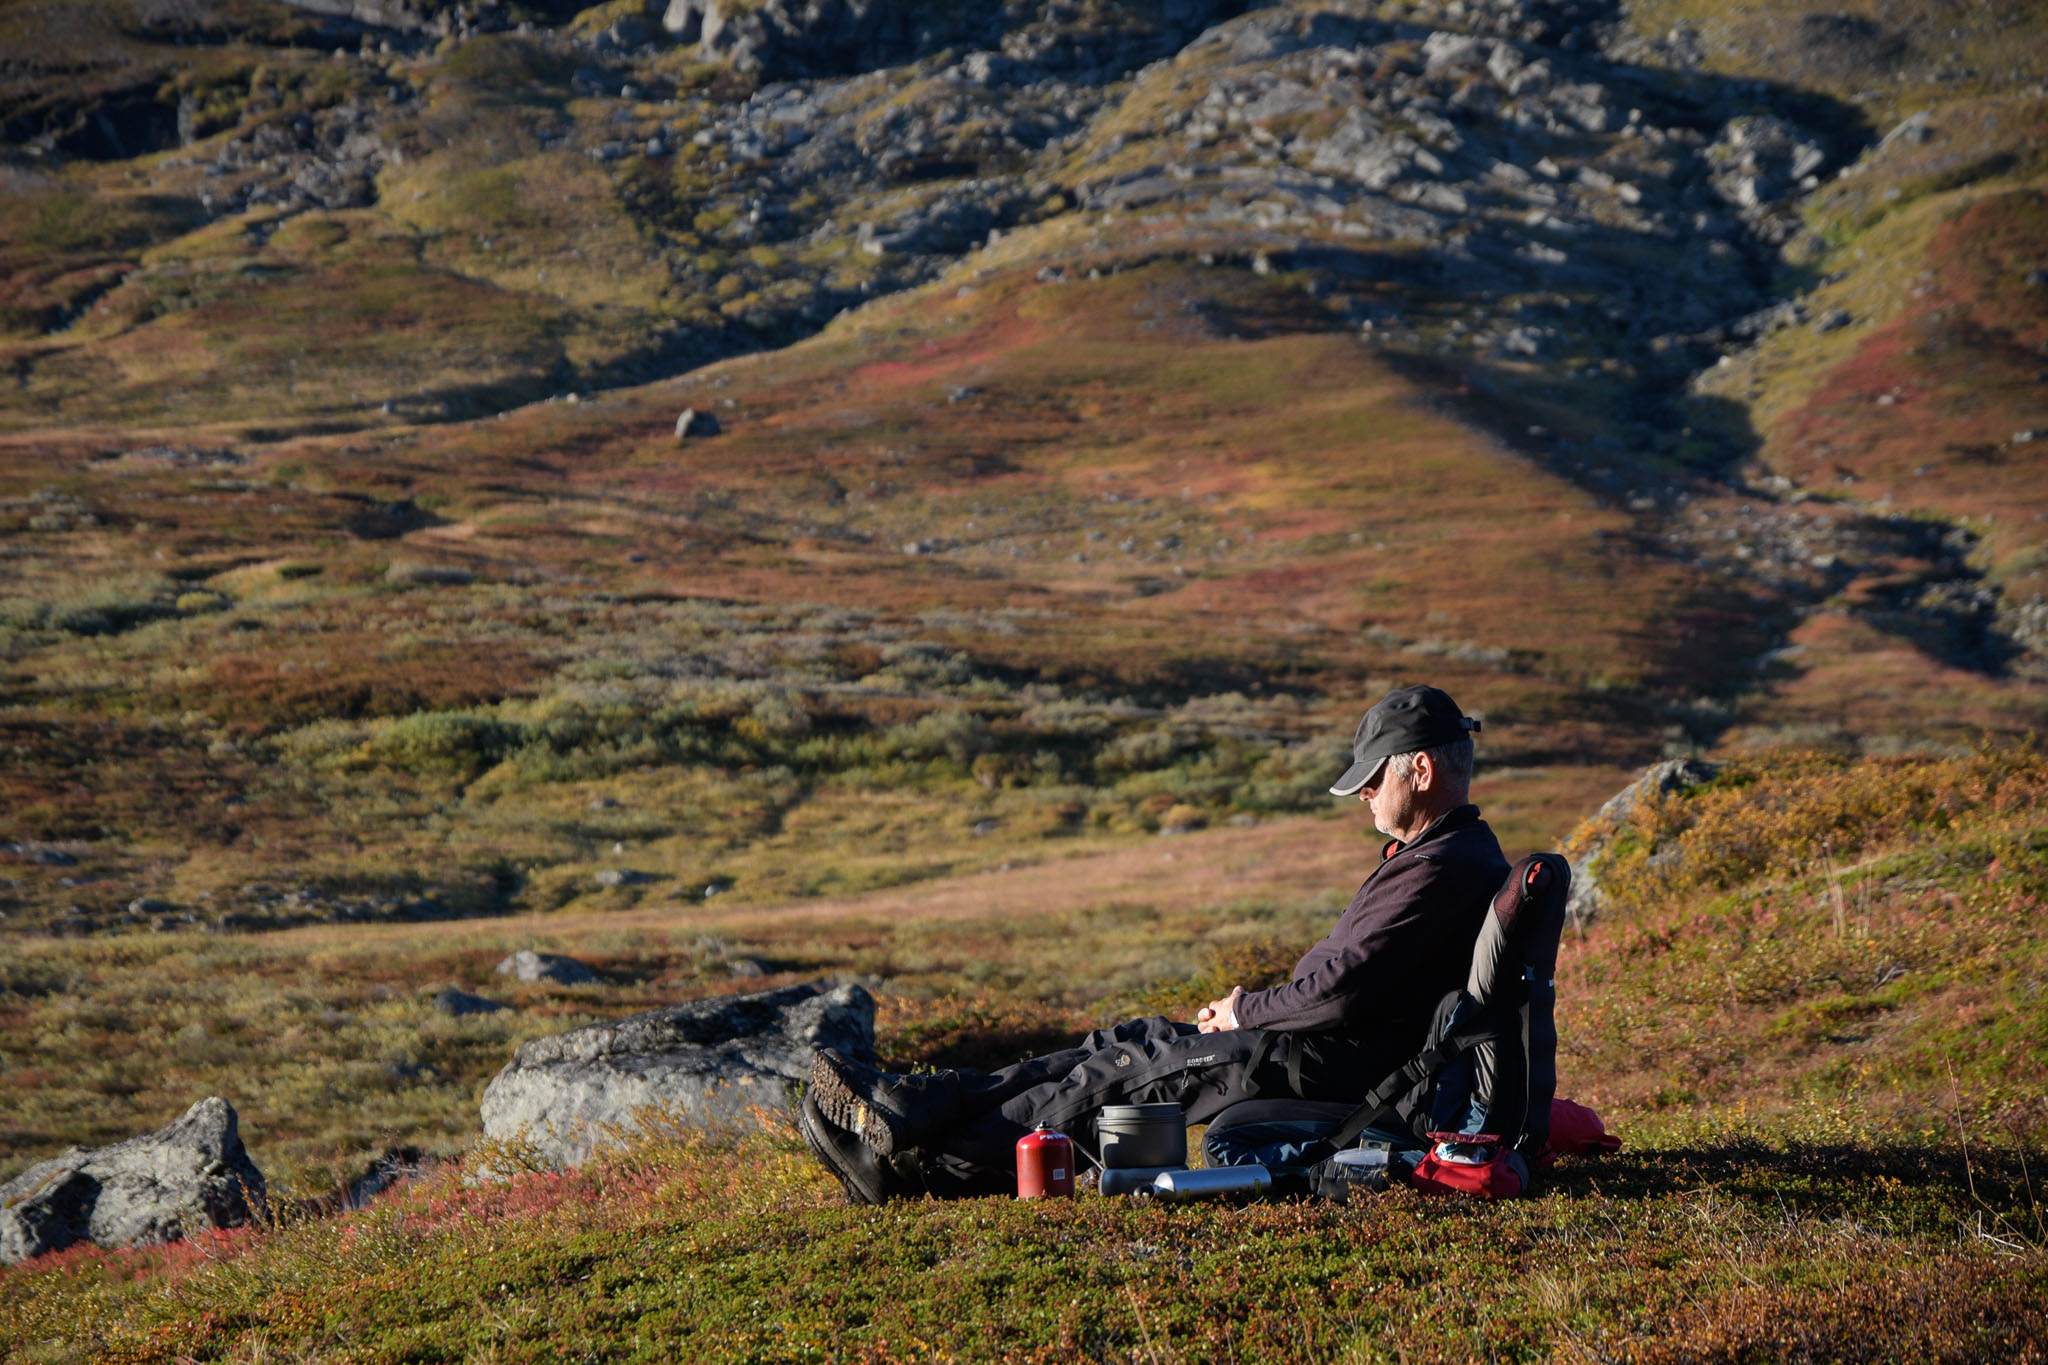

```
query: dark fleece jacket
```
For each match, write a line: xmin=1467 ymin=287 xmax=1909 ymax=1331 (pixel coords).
xmin=1232 ymin=804 xmax=1508 ymax=1046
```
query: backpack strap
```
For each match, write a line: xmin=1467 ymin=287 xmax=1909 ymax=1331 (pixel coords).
xmin=1239 ymin=1028 xmax=1282 ymax=1100
xmin=1291 ymin=998 xmax=1519 ymax=1168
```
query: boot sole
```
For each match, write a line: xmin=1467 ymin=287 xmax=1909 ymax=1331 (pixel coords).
xmin=809 ymin=1050 xmax=911 ymax=1157
xmin=797 ymin=1095 xmax=891 ymax=1205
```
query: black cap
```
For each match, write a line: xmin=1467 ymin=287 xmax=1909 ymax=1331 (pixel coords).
xmin=1329 ymin=685 xmax=1481 ymax=796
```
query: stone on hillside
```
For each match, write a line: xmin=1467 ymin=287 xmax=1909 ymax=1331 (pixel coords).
xmin=495 ymin=949 xmax=599 ymax=985
xmin=477 ymin=981 xmax=875 ymax=1170
xmin=1422 ymin=31 xmax=1490 ymax=73
xmin=957 ymin=50 xmax=1017 ymax=84
xmin=1562 ymin=757 xmax=1721 ymax=927
xmin=662 ymin=0 xmax=708 ymax=39
xmin=594 ymin=867 xmax=649 ymax=888
xmin=1877 ymin=110 xmax=1934 ymax=151
xmin=432 ymin=987 xmax=509 ymax=1017
xmin=0 ymin=1097 xmax=267 ymax=1265
xmin=1190 ymin=8 xmax=1372 ymax=63
xmin=675 ymin=407 xmax=720 ymax=440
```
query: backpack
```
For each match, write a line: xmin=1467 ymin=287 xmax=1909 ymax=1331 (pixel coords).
xmin=1208 ymin=852 xmax=1603 ymax=1200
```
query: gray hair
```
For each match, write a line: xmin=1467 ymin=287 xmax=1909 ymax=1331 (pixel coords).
xmin=1388 ymin=736 xmax=1474 ymax=790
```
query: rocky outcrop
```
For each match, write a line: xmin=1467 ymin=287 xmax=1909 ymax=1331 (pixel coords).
xmin=0 ymin=1097 xmax=267 ymax=1265
xmin=281 ymin=0 xmax=442 ymax=31
xmin=277 ymin=0 xmax=535 ymax=38
xmin=675 ymin=0 xmax=1254 ymax=79
xmin=477 ymin=981 xmax=874 ymax=1170
xmin=1562 ymin=757 xmax=1720 ymax=927
xmin=196 ymin=96 xmax=400 ymax=218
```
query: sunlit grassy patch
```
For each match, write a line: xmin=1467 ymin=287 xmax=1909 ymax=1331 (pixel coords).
xmin=1562 ymin=744 xmax=2048 ymax=1133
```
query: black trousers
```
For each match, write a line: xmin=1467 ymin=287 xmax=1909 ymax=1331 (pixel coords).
xmin=918 ymin=1017 xmax=1392 ymax=1195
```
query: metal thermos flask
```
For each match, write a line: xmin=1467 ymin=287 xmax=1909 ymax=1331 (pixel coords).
xmin=1015 ymin=1124 xmax=1076 ymax=1198
xmin=1142 ymin=1165 xmax=1272 ymax=1202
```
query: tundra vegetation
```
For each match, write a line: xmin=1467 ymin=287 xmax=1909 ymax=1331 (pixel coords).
xmin=1 ymin=0 xmax=2045 ymax=1357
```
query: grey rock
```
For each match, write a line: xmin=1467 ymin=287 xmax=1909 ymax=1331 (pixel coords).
xmin=1708 ymin=115 xmax=1826 ymax=216
xmin=1814 ymin=308 xmax=1852 ymax=334
xmin=477 ymin=981 xmax=875 ymax=1170
xmin=432 ymin=987 xmax=509 ymax=1017
xmin=0 ymin=1097 xmax=266 ymax=1265
xmin=594 ymin=867 xmax=649 ymax=888
xmin=1563 ymin=757 xmax=1721 ymax=927
xmin=1422 ymin=31 xmax=1490 ymax=73
xmin=856 ymin=183 xmax=1021 ymax=258
xmin=675 ymin=407 xmax=720 ymax=440
xmin=956 ymin=50 xmax=1017 ymax=85
xmin=1188 ymin=8 xmax=1373 ymax=64
xmin=1877 ymin=110 xmax=1934 ymax=151
xmin=688 ymin=0 xmax=1242 ymax=79
xmin=495 ymin=949 xmax=599 ymax=985
xmin=663 ymin=0 xmax=709 ymax=40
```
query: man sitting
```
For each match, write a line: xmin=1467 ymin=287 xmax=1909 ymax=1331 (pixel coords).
xmin=799 ymin=683 xmax=1510 ymax=1202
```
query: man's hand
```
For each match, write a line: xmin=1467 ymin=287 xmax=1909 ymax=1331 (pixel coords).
xmin=1196 ymin=985 xmax=1243 ymax=1033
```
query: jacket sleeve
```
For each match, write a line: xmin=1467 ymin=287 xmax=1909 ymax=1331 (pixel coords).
xmin=1231 ymin=856 xmax=1449 ymax=1034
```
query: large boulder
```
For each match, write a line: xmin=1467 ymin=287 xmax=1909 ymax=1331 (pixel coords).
xmin=478 ymin=981 xmax=875 ymax=1170
xmin=1562 ymin=757 xmax=1720 ymax=927
xmin=0 ymin=1097 xmax=267 ymax=1265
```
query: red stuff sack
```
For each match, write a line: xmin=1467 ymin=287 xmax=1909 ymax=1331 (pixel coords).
xmin=1543 ymin=1099 xmax=1622 ymax=1159
xmin=1408 ymin=1134 xmax=1528 ymax=1200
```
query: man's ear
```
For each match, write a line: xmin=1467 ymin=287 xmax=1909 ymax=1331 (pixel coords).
xmin=1410 ymin=751 xmax=1435 ymax=792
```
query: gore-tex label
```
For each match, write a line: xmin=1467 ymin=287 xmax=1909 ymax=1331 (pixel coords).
xmin=1185 ymin=1054 xmax=1217 ymax=1067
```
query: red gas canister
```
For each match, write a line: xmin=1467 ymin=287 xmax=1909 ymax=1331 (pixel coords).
xmin=1015 ymin=1124 xmax=1075 ymax=1199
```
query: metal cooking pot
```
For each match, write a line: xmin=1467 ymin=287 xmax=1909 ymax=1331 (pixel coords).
xmin=1096 ymin=1103 xmax=1187 ymax=1170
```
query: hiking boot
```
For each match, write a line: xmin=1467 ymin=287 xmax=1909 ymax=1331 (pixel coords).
xmin=808 ymin=1047 xmax=964 ymax=1157
xmin=798 ymin=1094 xmax=916 ymax=1205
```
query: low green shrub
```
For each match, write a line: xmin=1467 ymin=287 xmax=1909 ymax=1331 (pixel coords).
xmin=357 ymin=711 xmax=518 ymax=776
